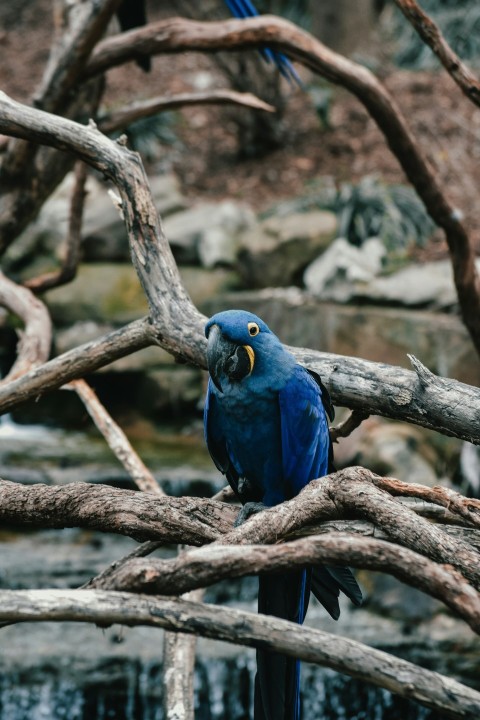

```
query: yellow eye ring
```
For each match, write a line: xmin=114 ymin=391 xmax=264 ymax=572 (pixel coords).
xmin=248 ymin=322 xmax=260 ymax=337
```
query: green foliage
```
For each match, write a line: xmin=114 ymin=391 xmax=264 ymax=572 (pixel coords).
xmin=307 ymin=85 xmax=333 ymax=129
xmin=123 ymin=113 xmax=179 ymax=160
xmin=264 ymin=176 xmax=435 ymax=250
xmin=390 ymin=0 xmax=480 ymax=68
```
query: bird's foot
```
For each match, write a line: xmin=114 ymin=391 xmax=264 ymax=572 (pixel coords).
xmin=234 ymin=501 xmax=266 ymax=527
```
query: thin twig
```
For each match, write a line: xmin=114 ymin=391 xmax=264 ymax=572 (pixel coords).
xmin=66 ymin=378 xmax=160 ymax=494
xmin=330 ymin=409 xmax=370 ymax=442
xmin=393 ymin=0 xmax=480 ymax=107
xmin=24 ymin=160 xmax=87 ymax=292
xmin=99 ymin=89 xmax=275 ymax=134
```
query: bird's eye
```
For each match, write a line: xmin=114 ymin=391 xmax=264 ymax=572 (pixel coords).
xmin=248 ymin=322 xmax=260 ymax=337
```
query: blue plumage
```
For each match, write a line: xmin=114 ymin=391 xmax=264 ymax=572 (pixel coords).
xmin=204 ymin=310 xmax=361 ymax=720
xmin=222 ymin=0 xmax=301 ymax=85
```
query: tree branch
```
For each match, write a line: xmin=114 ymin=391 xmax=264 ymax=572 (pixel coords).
xmin=393 ymin=0 xmax=480 ymax=107
xmin=0 ymin=317 xmax=154 ymax=414
xmin=1 ymin=589 xmax=479 ymax=719
xmin=98 ymin=89 xmax=275 ymax=135
xmin=2 ymin=468 xmax=479 ymax=587
xmin=0 ymin=477 xmax=237 ymax=544
xmin=83 ymin=15 xmax=480 ymax=357
xmin=24 ymin=160 xmax=87 ymax=292
xmin=90 ymin=533 xmax=480 ymax=634
xmin=0 ymin=271 xmax=52 ymax=382
xmin=330 ymin=409 xmax=370 ymax=442
xmin=0 ymin=92 xmax=479 ymax=442
xmin=67 ymin=378 xmax=160 ymax=494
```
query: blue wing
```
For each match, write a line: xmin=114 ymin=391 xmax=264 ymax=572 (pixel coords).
xmin=279 ymin=365 xmax=331 ymax=497
xmin=222 ymin=0 xmax=301 ymax=85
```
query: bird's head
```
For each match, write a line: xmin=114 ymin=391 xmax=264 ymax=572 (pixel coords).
xmin=205 ymin=310 xmax=285 ymax=392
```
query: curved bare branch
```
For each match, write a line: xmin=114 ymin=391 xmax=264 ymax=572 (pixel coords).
xmin=98 ymin=89 xmax=275 ymax=135
xmin=90 ymin=532 xmax=480 ymax=634
xmin=1 ymin=589 xmax=479 ymax=719
xmin=83 ymin=15 xmax=480 ymax=356
xmin=1 ymin=467 xmax=479 ymax=588
xmin=0 ymin=271 xmax=52 ymax=382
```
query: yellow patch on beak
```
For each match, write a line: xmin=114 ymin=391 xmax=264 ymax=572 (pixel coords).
xmin=243 ymin=345 xmax=255 ymax=374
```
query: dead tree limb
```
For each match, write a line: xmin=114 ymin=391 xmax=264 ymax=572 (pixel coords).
xmin=98 ymin=89 xmax=275 ymax=135
xmin=24 ymin=160 xmax=87 ymax=292
xmin=0 ymin=92 xmax=479 ymax=447
xmin=67 ymin=379 xmax=160 ymax=494
xmin=1 ymin=589 xmax=479 ymax=720
xmin=84 ymin=15 xmax=480 ymax=358
xmin=330 ymin=409 xmax=370 ymax=442
xmin=0 ymin=271 xmax=52 ymax=383
xmin=0 ymin=316 xmax=154 ymax=413
xmin=393 ymin=0 xmax=480 ymax=107
xmin=1 ymin=468 xmax=479 ymax=587
xmin=90 ymin=533 xmax=480 ymax=634
xmin=0 ymin=477 xmax=237 ymax=544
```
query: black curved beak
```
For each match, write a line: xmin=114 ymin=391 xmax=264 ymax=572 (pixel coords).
xmin=206 ymin=324 xmax=254 ymax=393
xmin=206 ymin=324 xmax=226 ymax=392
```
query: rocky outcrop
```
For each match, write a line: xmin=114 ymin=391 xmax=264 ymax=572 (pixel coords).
xmin=238 ymin=209 xmax=337 ymax=287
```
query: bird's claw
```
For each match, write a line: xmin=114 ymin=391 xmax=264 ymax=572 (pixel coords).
xmin=234 ymin=501 xmax=266 ymax=527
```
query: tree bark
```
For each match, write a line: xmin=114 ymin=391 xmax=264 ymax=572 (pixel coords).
xmin=1 ymin=589 xmax=479 ymax=720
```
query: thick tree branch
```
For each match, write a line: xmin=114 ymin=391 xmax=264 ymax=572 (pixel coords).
xmin=373 ymin=475 xmax=480 ymax=528
xmin=0 ymin=478 xmax=237 ymax=544
xmin=84 ymin=15 xmax=480 ymax=357
xmin=1 ymin=589 xmax=479 ymax=719
xmin=90 ymin=533 xmax=480 ymax=634
xmin=2 ymin=468 xmax=479 ymax=587
xmin=98 ymin=90 xmax=275 ymax=135
xmin=393 ymin=0 xmax=480 ymax=107
xmin=0 ymin=90 xmax=206 ymax=364
xmin=1 ymin=0 xmax=120 ymax=183
xmin=0 ymin=317 xmax=154 ymax=414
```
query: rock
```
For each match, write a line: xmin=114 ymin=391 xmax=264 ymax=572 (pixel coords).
xmin=304 ymin=236 xmax=385 ymax=299
xmin=351 ymin=420 xmax=440 ymax=486
xmin=164 ymin=200 xmax=256 ymax=266
xmin=238 ymin=209 xmax=337 ymax=287
xmin=43 ymin=263 xmax=148 ymax=325
xmin=361 ymin=260 xmax=460 ymax=308
xmin=306 ymin=250 xmax=480 ymax=309
xmin=44 ymin=263 xmax=238 ymax=327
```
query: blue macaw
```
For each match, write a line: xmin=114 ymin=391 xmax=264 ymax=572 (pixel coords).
xmin=204 ymin=310 xmax=362 ymax=720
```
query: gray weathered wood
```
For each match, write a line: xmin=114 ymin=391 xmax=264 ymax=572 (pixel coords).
xmin=1 ymin=589 xmax=479 ymax=719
